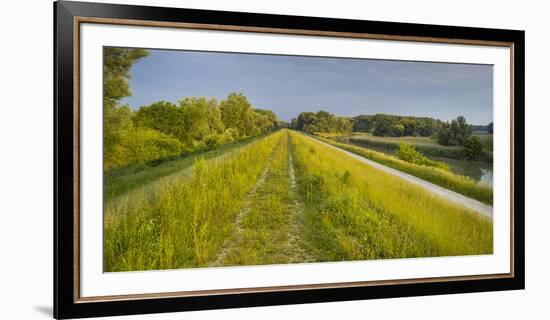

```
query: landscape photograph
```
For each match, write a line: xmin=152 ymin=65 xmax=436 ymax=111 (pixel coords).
xmin=103 ymin=47 xmax=494 ymax=272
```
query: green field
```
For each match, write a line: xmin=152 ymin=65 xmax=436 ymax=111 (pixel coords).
xmin=104 ymin=129 xmax=492 ymax=272
xmin=349 ymin=132 xmax=442 ymax=146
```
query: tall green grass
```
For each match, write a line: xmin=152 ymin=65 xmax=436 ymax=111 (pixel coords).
xmin=217 ymin=132 xmax=312 ymax=266
xmin=315 ymin=136 xmax=493 ymax=205
xmin=104 ymin=134 xmax=269 ymax=202
xmin=290 ymin=132 xmax=492 ymax=260
xmin=104 ymin=131 xmax=284 ymax=272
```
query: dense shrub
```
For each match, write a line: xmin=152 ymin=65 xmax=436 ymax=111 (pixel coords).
xmin=436 ymin=116 xmax=472 ymax=146
xmin=462 ymin=136 xmax=483 ymax=160
xmin=105 ymin=127 xmax=184 ymax=170
xmin=396 ymin=144 xmax=449 ymax=170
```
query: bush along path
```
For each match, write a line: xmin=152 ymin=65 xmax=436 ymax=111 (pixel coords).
xmin=210 ymin=131 xmax=317 ymax=267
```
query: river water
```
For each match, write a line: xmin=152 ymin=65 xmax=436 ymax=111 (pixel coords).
xmin=343 ymin=141 xmax=493 ymax=186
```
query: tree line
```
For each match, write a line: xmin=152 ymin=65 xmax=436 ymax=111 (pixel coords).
xmin=104 ymin=48 xmax=278 ymax=171
xmin=290 ymin=111 xmax=489 ymax=160
xmin=103 ymin=47 xmax=491 ymax=169
xmin=352 ymin=114 xmax=445 ymax=137
xmin=289 ymin=112 xmax=466 ymax=139
xmin=290 ymin=111 xmax=353 ymax=134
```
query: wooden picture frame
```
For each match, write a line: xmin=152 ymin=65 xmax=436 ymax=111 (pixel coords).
xmin=54 ymin=1 xmax=524 ymax=318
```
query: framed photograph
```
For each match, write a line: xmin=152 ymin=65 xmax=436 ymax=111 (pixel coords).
xmin=54 ymin=0 xmax=524 ymax=318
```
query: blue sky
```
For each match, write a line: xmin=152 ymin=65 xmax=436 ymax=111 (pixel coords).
xmin=120 ymin=48 xmax=493 ymax=125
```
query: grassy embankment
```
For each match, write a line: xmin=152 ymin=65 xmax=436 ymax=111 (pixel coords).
xmin=313 ymin=135 xmax=493 ymax=205
xmin=290 ymin=132 xmax=492 ymax=260
xmin=104 ymin=131 xmax=284 ymax=271
xmin=104 ymin=134 xmax=269 ymax=202
xmin=104 ymin=129 xmax=493 ymax=272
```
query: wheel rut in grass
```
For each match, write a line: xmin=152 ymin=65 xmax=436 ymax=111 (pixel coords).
xmin=285 ymin=139 xmax=317 ymax=263
xmin=209 ymin=137 xmax=281 ymax=267
xmin=209 ymin=132 xmax=316 ymax=267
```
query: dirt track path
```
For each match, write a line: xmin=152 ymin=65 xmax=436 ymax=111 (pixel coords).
xmin=210 ymin=132 xmax=315 ymax=267
xmin=208 ymin=151 xmax=273 ymax=267
xmin=285 ymin=139 xmax=317 ymax=263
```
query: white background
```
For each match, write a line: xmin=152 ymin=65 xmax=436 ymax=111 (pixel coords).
xmin=0 ymin=0 xmax=546 ymax=319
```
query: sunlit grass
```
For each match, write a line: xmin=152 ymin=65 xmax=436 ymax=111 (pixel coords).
xmin=218 ymin=132 xmax=311 ymax=266
xmin=314 ymin=136 xmax=493 ymax=204
xmin=104 ymin=129 xmax=493 ymax=272
xmin=290 ymin=131 xmax=492 ymax=261
xmin=104 ymin=131 xmax=284 ymax=272
xmin=103 ymin=134 xmax=269 ymax=202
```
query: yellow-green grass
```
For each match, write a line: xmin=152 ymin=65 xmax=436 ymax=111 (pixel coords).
xmin=314 ymin=136 xmax=493 ymax=205
xmin=290 ymin=132 xmax=492 ymax=260
xmin=216 ymin=132 xmax=315 ymax=266
xmin=104 ymin=131 xmax=284 ymax=272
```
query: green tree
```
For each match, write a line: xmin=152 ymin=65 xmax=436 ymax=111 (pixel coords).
xmin=103 ymin=48 xmax=149 ymax=111
xmin=351 ymin=114 xmax=444 ymax=137
xmin=290 ymin=118 xmax=297 ymax=129
xmin=134 ymin=101 xmax=183 ymax=139
xmin=392 ymin=124 xmax=405 ymax=137
xmin=437 ymin=115 xmax=472 ymax=146
xmin=450 ymin=115 xmax=472 ymax=145
xmin=255 ymin=109 xmax=278 ymax=132
xmin=103 ymin=47 xmax=149 ymax=169
xmin=373 ymin=120 xmax=393 ymax=136
xmin=220 ymin=93 xmax=257 ymax=138
xmin=436 ymin=125 xmax=455 ymax=146
xmin=463 ymin=136 xmax=483 ymax=160
xmin=179 ymin=97 xmax=223 ymax=146
xmin=296 ymin=112 xmax=318 ymax=132
xmin=335 ymin=117 xmax=353 ymax=134
xmin=294 ymin=111 xmax=352 ymax=134
xmin=180 ymin=97 xmax=224 ymax=135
